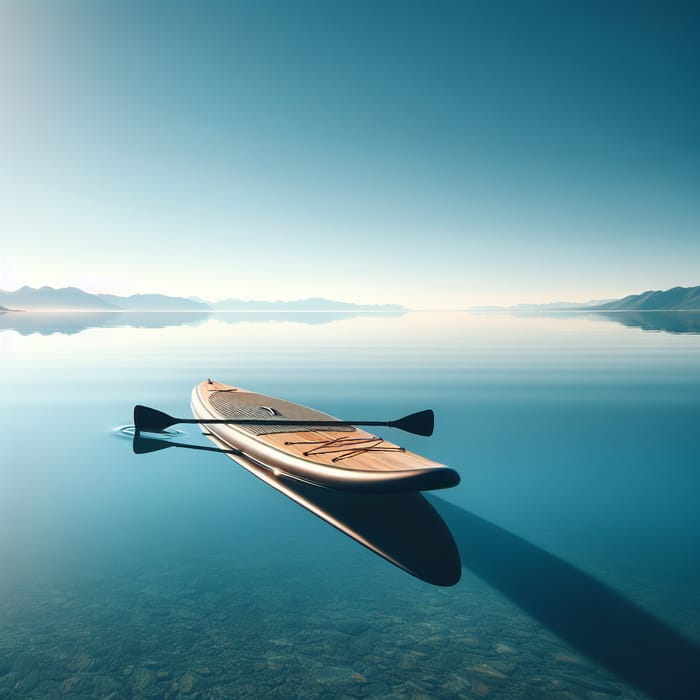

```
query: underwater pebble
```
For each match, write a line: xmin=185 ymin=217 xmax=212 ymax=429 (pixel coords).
xmin=179 ymin=672 xmax=198 ymax=694
xmin=560 ymin=674 xmax=622 ymax=695
xmin=471 ymin=681 xmax=490 ymax=697
xmin=337 ymin=620 xmax=370 ymax=636
xmin=361 ymin=680 xmax=390 ymax=695
xmin=550 ymin=691 xmax=584 ymax=700
xmin=94 ymin=675 xmax=122 ymax=695
xmin=132 ymin=667 xmax=157 ymax=691
xmin=467 ymin=663 xmax=508 ymax=681
xmin=21 ymin=668 xmax=41 ymax=692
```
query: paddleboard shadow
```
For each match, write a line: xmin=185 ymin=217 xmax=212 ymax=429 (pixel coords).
xmin=132 ymin=433 xmax=461 ymax=586
xmin=430 ymin=496 xmax=700 ymax=699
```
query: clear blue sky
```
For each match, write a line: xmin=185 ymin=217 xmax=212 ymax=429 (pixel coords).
xmin=1 ymin=0 xmax=698 ymax=307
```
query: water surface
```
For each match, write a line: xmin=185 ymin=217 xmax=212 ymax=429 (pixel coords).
xmin=1 ymin=311 xmax=699 ymax=699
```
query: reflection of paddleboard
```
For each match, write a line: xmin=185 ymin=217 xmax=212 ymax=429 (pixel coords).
xmin=191 ymin=380 xmax=460 ymax=494
xmin=199 ymin=426 xmax=462 ymax=586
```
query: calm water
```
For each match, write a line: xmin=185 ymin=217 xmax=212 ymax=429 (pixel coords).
xmin=1 ymin=311 xmax=699 ymax=699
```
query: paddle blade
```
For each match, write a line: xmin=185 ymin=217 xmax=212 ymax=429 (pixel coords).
xmin=133 ymin=405 xmax=177 ymax=433
xmin=132 ymin=435 xmax=174 ymax=454
xmin=392 ymin=409 xmax=434 ymax=437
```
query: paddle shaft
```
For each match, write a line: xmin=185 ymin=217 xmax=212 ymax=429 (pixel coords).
xmin=133 ymin=405 xmax=433 ymax=436
xmin=169 ymin=440 xmax=242 ymax=454
xmin=172 ymin=418 xmax=398 ymax=428
xmin=134 ymin=437 xmax=245 ymax=456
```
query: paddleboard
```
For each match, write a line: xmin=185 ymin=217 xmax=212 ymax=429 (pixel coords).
xmin=191 ymin=380 xmax=460 ymax=493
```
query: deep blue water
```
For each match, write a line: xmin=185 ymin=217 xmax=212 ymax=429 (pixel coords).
xmin=1 ymin=311 xmax=699 ymax=699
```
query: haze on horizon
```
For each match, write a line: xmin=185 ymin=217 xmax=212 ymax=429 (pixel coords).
xmin=1 ymin=1 xmax=698 ymax=309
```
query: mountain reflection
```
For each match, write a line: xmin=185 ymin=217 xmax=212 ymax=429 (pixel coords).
xmin=508 ymin=310 xmax=700 ymax=335
xmin=593 ymin=311 xmax=700 ymax=334
xmin=0 ymin=311 xmax=404 ymax=336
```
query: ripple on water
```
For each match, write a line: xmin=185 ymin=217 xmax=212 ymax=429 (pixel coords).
xmin=113 ymin=425 xmax=187 ymax=439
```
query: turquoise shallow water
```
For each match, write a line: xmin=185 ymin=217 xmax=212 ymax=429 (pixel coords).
xmin=1 ymin=311 xmax=699 ymax=699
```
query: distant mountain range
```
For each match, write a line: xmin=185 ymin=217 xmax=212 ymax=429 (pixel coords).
xmin=3 ymin=284 xmax=699 ymax=313
xmin=0 ymin=286 xmax=120 ymax=311
xmin=210 ymin=297 xmax=404 ymax=312
xmin=472 ymin=285 xmax=700 ymax=312
xmin=471 ymin=299 xmax=612 ymax=311
xmin=0 ymin=286 xmax=405 ymax=312
xmin=96 ymin=293 xmax=208 ymax=311
xmin=591 ymin=286 xmax=700 ymax=311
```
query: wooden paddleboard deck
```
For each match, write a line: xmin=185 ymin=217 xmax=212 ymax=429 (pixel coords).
xmin=191 ymin=380 xmax=460 ymax=493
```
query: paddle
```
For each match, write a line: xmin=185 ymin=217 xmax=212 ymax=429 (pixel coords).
xmin=133 ymin=435 xmax=244 ymax=456
xmin=133 ymin=405 xmax=434 ymax=437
